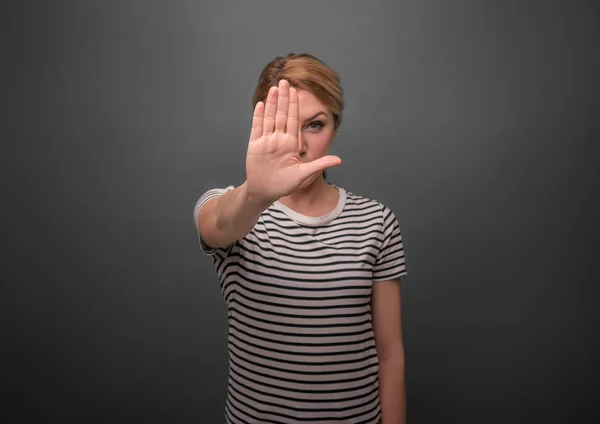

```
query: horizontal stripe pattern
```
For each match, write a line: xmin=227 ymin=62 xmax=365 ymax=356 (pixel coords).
xmin=194 ymin=185 xmax=407 ymax=423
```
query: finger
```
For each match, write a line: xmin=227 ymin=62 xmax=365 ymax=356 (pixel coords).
xmin=274 ymin=80 xmax=289 ymax=133
xmin=298 ymin=155 xmax=342 ymax=182
xmin=287 ymin=87 xmax=299 ymax=137
xmin=249 ymin=101 xmax=264 ymax=142
xmin=263 ymin=86 xmax=278 ymax=135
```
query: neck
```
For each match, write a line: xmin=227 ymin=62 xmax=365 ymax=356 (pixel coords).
xmin=279 ymin=176 xmax=334 ymax=211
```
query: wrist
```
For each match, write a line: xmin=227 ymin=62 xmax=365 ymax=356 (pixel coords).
xmin=240 ymin=181 xmax=273 ymax=213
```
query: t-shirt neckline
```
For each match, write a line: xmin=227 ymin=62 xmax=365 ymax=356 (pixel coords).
xmin=273 ymin=185 xmax=347 ymax=226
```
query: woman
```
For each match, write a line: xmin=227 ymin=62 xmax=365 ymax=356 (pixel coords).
xmin=194 ymin=53 xmax=408 ymax=424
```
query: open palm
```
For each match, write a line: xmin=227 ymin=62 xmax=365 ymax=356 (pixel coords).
xmin=245 ymin=79 xmax=341 ymax=204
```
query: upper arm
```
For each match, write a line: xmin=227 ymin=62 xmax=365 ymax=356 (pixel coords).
xmin=371 ymin=203 xmax=408 ymax=357
xmin=372 ymin=204 xmax=407 ymax=282
xmin=371 ymin=277 xmax=404 ymax=359
xmin=193 ymin=186 xmax=234 ymax=254
xmin=197 ymin=197 xmax=223 ymax=251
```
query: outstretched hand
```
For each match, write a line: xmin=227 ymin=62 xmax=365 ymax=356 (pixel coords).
xmin=244 ymin=79 xmax=342 ymax=205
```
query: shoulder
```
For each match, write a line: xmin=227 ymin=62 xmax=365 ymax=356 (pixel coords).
xmin=193 ymin=185 xmax=236 ymax=226
xmin=194 ymin=185 xmax=235 ymax=209
xmin=341 ymin=186 xmax=394 ymax=218
xmin=339 ymin=186 xmax=404 ymax=240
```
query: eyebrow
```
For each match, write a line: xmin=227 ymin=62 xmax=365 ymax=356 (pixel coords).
xmin=303 ymin=111 xmax=328 ymax=123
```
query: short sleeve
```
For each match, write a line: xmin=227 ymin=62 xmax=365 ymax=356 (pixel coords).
xmin=372 ymin=204 xmax=407 ymax=282
xmin=193 ymin=186 xmax=235 ymax=255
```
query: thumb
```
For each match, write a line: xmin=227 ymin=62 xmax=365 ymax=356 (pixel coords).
xmin=298 ymin=155 xmax=342 ymax=182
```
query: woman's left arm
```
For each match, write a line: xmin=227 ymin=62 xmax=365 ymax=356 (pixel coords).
xmin=372 ymin=278 xmax=406 ymax=424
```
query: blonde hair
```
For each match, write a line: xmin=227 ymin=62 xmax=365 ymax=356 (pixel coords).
xmin=253 ymin=53 xmax=344 ymax=131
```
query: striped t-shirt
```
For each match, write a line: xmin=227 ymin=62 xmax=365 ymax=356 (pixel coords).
xmin=193 ymin=184 xmax=407 ymax=424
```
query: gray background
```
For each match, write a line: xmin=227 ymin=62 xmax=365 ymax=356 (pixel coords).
xmin=4 ymin=0 xmax=598 ymax=422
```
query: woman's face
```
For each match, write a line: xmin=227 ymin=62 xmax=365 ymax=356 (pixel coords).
xmin=295 ymin=88 xmax=336 ymax=188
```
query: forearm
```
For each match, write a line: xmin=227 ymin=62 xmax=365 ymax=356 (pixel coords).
xmin=378 ymin=352 xmax=406 ymax=424
xmin=213 ymin=181 xmax=271 ymax=244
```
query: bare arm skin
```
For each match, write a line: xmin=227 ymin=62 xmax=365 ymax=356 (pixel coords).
xmin=372 ymin=278 xmax=406 ymax=424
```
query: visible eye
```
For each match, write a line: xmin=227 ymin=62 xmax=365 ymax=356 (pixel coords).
xmin=306 ymin=121 xmax=324 ymax=131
